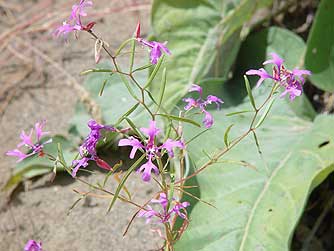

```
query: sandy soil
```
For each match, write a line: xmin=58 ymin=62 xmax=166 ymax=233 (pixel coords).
xmin=0 ymin=0 xmax=162 ymax=250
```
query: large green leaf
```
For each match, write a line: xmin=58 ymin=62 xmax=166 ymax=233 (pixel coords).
xmin=151 ymin=0 xmax=273 ymax=111
xmin=176 ymin=96 xmax=334 ymax=250
xmin=305 ymin=0 xmax=334 ymax=92
xmin=175 ymin=25 xmax=327 ymax=251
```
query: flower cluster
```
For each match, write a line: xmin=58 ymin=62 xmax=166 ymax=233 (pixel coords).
xmin=246 ymin=52 xmax=311 ymax=101
xmin=24 ymin=240 xmax=43 ymax=251
xmin=54 ymin=0 xmax=94 ymax=38
xmin=6 ymin=121 xmax=52 ymax=163
xmin=135 ymin=22 xmax=171 ymax=64
xmin=139 ymin=193 xmax=190 ymax=223
xmin=119 ymin=120 xmax=184 ymax=182
xmin=71 ymin=120 xmax=115 ymax=177
xmin=183 ymin=84 xmax=224 ymax=128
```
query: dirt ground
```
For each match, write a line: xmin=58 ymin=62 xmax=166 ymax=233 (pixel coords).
xmin=0 ymin=0 xmax=162 ymax=250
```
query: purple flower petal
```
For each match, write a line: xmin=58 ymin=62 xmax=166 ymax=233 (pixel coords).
xmin=35 ymin=120 xmax=49 ymax=142
xmin=188 ymin=84 xmax=203 ymax=97
xmin=140 ymin=120 xmax=160 ymax=145
xmin=17 ymin=129 xmax=34 ymax=148
xmin=150 ymin=45 xmax=162 ymax=64
xmin=161 ymin=139 xmax=184 ymax=158
xmin=183 ymin=97 xmax=197 ymax=110
xmin=205 ymin=95 xmax=224 ymax=109
xmin=138 ymin=205 xmax=157 ymax=224
xmin=6 ymin=149 xmax=30 ymax=163
xmin=138 ymin=39 xmax=171 ymax=65
xmin=118 ymin=137 xmax=143 ymax=159
xmin=70 ymin=0 xmax=93 ymax=24
xmin=24 ymin=240 xmax=43 ymax=251
xmin=292 ymin=69 xmax=312 ymax=84
xmin=246 ymin=68 xmax=272 ymax=87
xmin=172 ymin=201 xmax=190 ymax=219
xmin=71 ymin=157 xmax=90 ymax=177
xmin=202 ymin=110 xmax=214 ymax=128
xmin=138 ymin=159 xmax=159 ymax=182
xmin=53 ymin=22 xmax=82 ymax=38
xmin=79 ymin=120 xmax=115 ymax=157
xmin=7 ymin=120 xmax=51 ymax=163
xmin=280 ymin=84 xmax=303 ymax=101
xmin=151 ymin=193 xmax=169 ymax=209
xmin=263 ymin=52 xmax=284 ymax=69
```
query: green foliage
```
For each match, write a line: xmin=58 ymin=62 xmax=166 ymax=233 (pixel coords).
xmin=176 ymin=103 xmax=334 ymax=250
xmin=305 ymin=0 xmax=334 ymax=92
xmin=172 ymin=24 xmax=326 ymax=251
xmin=151 ymin=0 xmax=273 ymax=111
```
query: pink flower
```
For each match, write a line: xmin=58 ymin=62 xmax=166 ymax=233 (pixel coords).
xmin=118 ymin=121 xmax=184 ymax=182
xmin=71 ymin=120 xmax=115 ymax=177
xmin=246 ymin=52 xmax=311 ymax=101
xmin=6 ymin=120 xmax=52 ymax=162
xmin=54 ymin=0 xmax=94 ymax=38
xmin=24 ymin=240 xmax=43 ymax=251
xmin=183 ymin=84 xmax=224 ymax=128
xmin=70 ymin=0 xmax=93 ymax=26
xmin=135 ymin=22 xmax=171 ymax=64
xmin=138 ymin=193 xmax=190 ymax=224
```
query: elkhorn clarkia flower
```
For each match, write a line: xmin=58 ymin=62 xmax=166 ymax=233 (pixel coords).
xmin=246 ymin=52 xmax=312 ymax=101
xmin=24 ymin=240 xmax=43 ymax=251
xmin=183 ymin=84 xmax=223 ymax=128
xmin=6 ymin=120 xmax=52 ymax=162
xmin=135 ymin=22 xmax=171 ymax=64
xmin=138 ymin=192 xmax=190 ymax=224
xmin=54 ymin=0 xmax=94 ymax=38
xmin=71 ymin=119 xmax=115 ymax=177
xmin=118 ymin=120 xmax=184 ymax=182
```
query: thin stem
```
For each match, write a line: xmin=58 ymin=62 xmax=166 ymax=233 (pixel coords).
xmin=176 ymin=83 xmax=277 ymax=185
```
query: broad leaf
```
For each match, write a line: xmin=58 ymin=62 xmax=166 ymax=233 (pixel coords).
xmin=151 ymin=0 xmax=273 ymax=111
xmin=305 ymin=0 xmax=334 ymax=92
xmin=175 ymin=26 xmax=326 ymax=251
xmin=176 ymin=97 xmax=334 ymax=250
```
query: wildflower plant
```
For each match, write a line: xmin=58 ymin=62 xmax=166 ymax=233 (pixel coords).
xmin=8 ymin=1 xmax=333 ymax=251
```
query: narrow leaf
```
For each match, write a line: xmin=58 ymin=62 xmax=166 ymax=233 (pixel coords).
xmin=114 ymin=38 xmax=135 ymax=57
xmin=255 ymin=98 xmax=276 ymax=129
xmin=144 ymin=55 xmax=164 ymax=89
xmin=129 ymin=39 xmax=136 ymax=72
xmin=252 ymin=130 xmax=262 ymax=154
xmin=132 ymin=64 xmax=153 ymax=73
xmin=107 ymin=154 xmax=145 ymax=213
xmin=115 ymin=103 xmax=140 ymax=126
xmin=225 ymin=110 xmax=253 ymax=117
xmin=244 ymin=75 xmax=256 ymax=110
xmin=156 ymin=113 xmax=201 ymax=127
xmin=156 ymin=67 xmax=167 ymax=113
xmin=124 ymin=117 xmax=145 ymax=141
xmin=99 ymin=79 xmax=108 ymax=96
xmin=80 ymin=69 xmax=113 ymax=75
xmin=224 ymin=124 xmax=234 ymax=148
